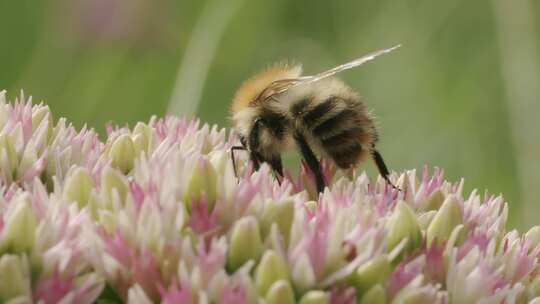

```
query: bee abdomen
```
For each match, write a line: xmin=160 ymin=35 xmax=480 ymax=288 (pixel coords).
xmin=298 ymin=97 xmax=375 ymax=169
xmin=320 ymin=129 xmax=366 ymax=168
xmin=292 ymin=97 xmax=341 ymax=129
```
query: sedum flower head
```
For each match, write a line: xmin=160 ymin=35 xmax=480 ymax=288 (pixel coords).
xmin=1 ymin=91 xmax=540 ymax=303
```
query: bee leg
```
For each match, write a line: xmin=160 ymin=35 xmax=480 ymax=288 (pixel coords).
xmin=250 ymin=152 xmax=262 ymax=171
xmin=231 ymin=145 xmax=246 ymax=179
xmin=248 ymin=119 xmax=263 ymax=171
xmin=294 ymin=132 xmax=325 ymax=193
xmin=372 ymin=149 xmax=399 ymax=190
xmin=268 ymin=155 xmax=284 ymax=184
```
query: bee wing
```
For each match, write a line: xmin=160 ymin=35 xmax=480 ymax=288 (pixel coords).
xmin=272 ymin=44 xmax=401 ymax=96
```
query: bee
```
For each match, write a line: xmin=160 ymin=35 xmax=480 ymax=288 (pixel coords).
xmin=230 ymin=45 xmax=400 ymax=193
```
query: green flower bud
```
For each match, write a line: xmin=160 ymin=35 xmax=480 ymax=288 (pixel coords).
xmin=260 ymin=199 xmax=294 ymax=244
xmin=131 ymin=134 xmax=147 ymax=157
xmin=255 ymin=250 xmax=289 ymax=295
xmin=417 ymin=211 xmax=437 ymax=230
xmin=392 ymin=288 xmax=435 ymax=304
xmin=18 ymin=142 xmax=37 ymax=180
xmin=0 ymin=97 xmax=7 ymax=127
xmin=209 ymin=150 xmax=229 ymax=176
xmin=299 ymin=290 xmax=329 ymax=304
xmin=0 ymin=254 xmax=31 ymax=299
xmin=0 ymin=195 xmax=37 ymax=253
xmin=265 ymin=280 xmax=295 ymax=304
xmin=183 ymin=157 xmax=217 ymax=213
xmin=31 ymin=106 xmax=50 ymax=130
xmin=427 ymin=195 xmax=462 ymax=246
xmin=0 ymin=134 xmax=18 ymax=180
xmin=228 ymin=216 xmax=263 ymax=271
xmin=101 ymin=167 xmax=128 ymax=206
xmin=99 ymin=211 xmax=117 ymax=234
xmin=132 ymin=122 xmax=153 ymax=154
xmin=304 ymin=201 xmax=317 ymax=211
xmin=360 ymin=284 xmax=386 ymax=304
xmin=526 ymin=226 xmax=540 ymax=250
xmin=530 ymin=275 xmax=540 ymax=297
xmin=109 ymin=134 xmax=136 ymax=173
xmin=291 ymin=255 xmax=316 ymax=293
xmin=355 ymin=255 xmax=391 ymax=291
xmin=87 ymin=192 xmax=101 ymax=219
xmin=386 ymin=201 xmax=422 ymax=253
xmin=31 ymin=106 xmax=54 ymax=142
xmin=418 ymin=190 xmax=445 ymax=212
xmin=63 ymin=167 xmax=95 ymax=208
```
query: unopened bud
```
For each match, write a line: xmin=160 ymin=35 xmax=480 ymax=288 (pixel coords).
xmin=360 ymin=284 xmax=386 ymax=304
xmin=265 ymin=280 xmax=295 ymax=304
xmin=0 ymin=254 xmax=31 ymax=299
xmin=228 ymin=216 xmax=263 ymax=271
xmin=109 ymin=134 xmax=136 ymax=173
xmin=419 ymin=190 xmax=445 ymax=212
xmin=132 ymin=122 xmax=153 ymax=154
xmin=260 ymin=199 xmax=294 ymax=244
xmin=427 ymin=195 xmax=462 ymax=246
xmin=255 ymin=250 xmax=289 ymax=295
xmin=386 ymin=201 xmax=422 ymax=253
xmin=63 ymin=167 xmax=95 ymax=208
xmin=525 ymin=226 xmax=540 ymax=250
xmin=355 ymin=255 xmax=391 ymax=291
xmin=183 ymin=157 xmax=217 ymax=213
xmin=299 ymin=290 xmax=329 ymax=304
xmin=102 ymin=167 xmax=128 ymax=205
xmin=0 ymin=195 xmax=37 ymax=253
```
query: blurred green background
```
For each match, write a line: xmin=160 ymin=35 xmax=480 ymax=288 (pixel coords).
xmin=1 ymin=0 xmax=539 ymax=229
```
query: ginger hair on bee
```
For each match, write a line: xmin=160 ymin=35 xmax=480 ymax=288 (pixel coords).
xmin=231 ymin=62 xmax=301 ymax=113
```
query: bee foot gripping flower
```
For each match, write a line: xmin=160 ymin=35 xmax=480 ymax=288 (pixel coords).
xmin=1 ymin=91 xmax=540 ymax=303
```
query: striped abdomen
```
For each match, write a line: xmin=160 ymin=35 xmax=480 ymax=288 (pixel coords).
xmin=291 ymin=96 xmax=377 ymax=169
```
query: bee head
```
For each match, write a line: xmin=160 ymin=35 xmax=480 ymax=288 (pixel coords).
xmin=231 ymin=62 xmax=300 ymax=153
xmin=235 ymin=112 xmax=290 ymax=160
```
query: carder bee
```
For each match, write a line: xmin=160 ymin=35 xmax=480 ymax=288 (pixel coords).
xmin=230 ymin=45 xmax=400 ymax=193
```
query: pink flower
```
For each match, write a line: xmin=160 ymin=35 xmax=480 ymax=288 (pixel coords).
xmin=159 ymin=279 xmax=194 ymax=304
xmin=34 ymin=271 xmax=74 ymax=304
xmin=387 ymin=256 xmax=425 ymax=299
xmin=2 ymin=91 xmax=539 ymax=303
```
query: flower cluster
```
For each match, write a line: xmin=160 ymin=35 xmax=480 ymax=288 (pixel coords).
xmin=1 ymin=91 xmax=540 ymax=304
